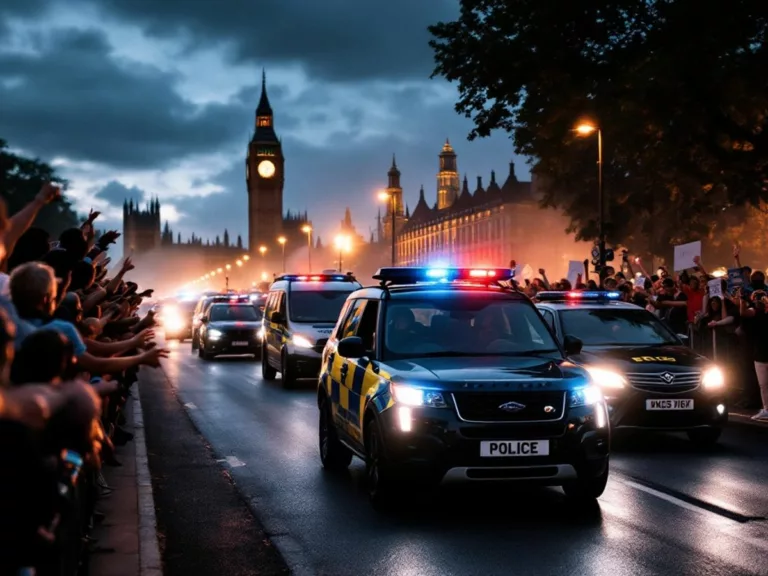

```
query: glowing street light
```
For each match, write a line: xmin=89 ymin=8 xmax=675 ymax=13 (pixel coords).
xmin=277 ymin=236 xmax=287 ymax=273
xmin=301 ymin=225 xmax=313 ymax=273
xmin=259 ymin=245 xmax=267 ymax=257
xmin=225 ymin=264 xmax=231 ymax=271
xmin=236 ymin=259 xmax=243 ymax=267
xmin=574 ymin=120 xmax=604 ymax=284
xmin=378 ymin=191 xmax=396 ymax=266
xmin=217 ymin=268 xmax=223 ymax=273
xmin=243 ymin=255 xmax=250 ymax=261
xmin=334 ymin=234 xmax=352 ymax=272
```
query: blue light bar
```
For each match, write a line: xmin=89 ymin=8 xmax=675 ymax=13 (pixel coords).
xmin=373 ymin=267 xmax=515 ymax=284
xmin=535 ymin=290 xmax=622 ymax=302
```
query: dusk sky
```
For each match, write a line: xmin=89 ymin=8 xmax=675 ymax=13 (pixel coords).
xmin=0 ymin=0 xmax=527 ymax=245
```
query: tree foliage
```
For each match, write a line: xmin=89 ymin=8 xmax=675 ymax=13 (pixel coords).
xmin=429 ymin=0 xmax=768 ymax=255
xmin=0 ymin=139 xmax=80 ymax=237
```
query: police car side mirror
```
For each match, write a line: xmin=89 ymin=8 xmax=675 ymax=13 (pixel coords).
xmin=563 ymin=335 xmax=583 ymax=356
xmin=677 ymin=333 xmax=689 ymax=344
xmin=270 ymin=311 xmax=285 ymax=324
xmin=338 ymin=336 xmax=366 ymax=359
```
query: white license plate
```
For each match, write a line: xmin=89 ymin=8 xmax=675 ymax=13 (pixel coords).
xmin=232 ymin=341 xmax=249 ymax=346
xmin=646 ymin=399 xmax=694 ymax=410
xmin=480 ymin=440 xmax=550 ymax=457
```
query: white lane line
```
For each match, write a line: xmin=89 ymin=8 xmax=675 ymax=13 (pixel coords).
xmin=216 ymin=455 xmax=246 ymax=468
xmin=622 ymin=480 xmax=714 ymax=517
xmin=183 ymin=402 xmax=197 ymax=409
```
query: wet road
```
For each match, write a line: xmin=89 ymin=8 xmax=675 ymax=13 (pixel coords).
xmin=151 ymin=342 xmax=768 ymax=576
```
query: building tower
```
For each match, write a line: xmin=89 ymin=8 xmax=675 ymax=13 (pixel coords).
xmin=122 ymin=197 xmax=161 ymax=258
xmin=246 ymin=70 xmax=284 ymax=254
xmin=437 ymin=139 xmax=459 ymax=209
xmin=382 ymin=155 xmax=405 ymax=240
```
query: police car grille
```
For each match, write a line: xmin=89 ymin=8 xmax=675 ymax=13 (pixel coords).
xmin=626 ymin=372 xmax=701 ymax=394
xmin=225 ymin=329 xmax=256 ymax=341
xmin=452 ymin=391 xmax=565 ymax=423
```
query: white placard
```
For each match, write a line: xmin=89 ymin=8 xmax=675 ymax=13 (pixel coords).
xmin=514 ymin=264 xmax=534 ymax=282
xmin=708 ymin=278 xmax=723 ymax=299
xmin=673 ymin=241 xmax=701 ymax=271
xmin=567 ymin=260 xmax=582 ymax=285
xmin=635 ymin=275 xmax=646 ymax=287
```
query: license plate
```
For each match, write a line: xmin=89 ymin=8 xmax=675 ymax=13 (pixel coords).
xmin=646 ymin=399 xmax=694 ymax=410
xmin=480 ymin=440 xmax=549 ymax=457
xmin=232 ymin=341 xmax=249 ymax=346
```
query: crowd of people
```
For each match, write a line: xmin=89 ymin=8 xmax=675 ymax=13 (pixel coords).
xmin=0 ymin=183 xmax=167 ymax=575
xmin=515 ymin=250 xmax=768 ymax=422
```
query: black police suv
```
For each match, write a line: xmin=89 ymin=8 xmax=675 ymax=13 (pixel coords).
xmin=197 ymin=296 xmax=264 ymax=360
xmin=535 ymin=291 xmax=727 ymax=446
xmin=317 ymin=267 xmax=610 ymax=507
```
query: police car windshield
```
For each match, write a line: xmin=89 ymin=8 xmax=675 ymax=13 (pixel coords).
xmin=209 ymin=304 xmax=261 ymax=322
xmin=289 ymin=291 xmax=351 ymax=323
xmin=559 ymin=308 xmax=678 ymax=346
xmin=384 ymin=294 xmax=559 ymax=359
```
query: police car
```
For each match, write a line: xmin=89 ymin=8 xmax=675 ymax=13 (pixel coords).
xmin=262 ymin=273 xmax=362 ymax=386
xmin=535 ymin=291 xmax=727 ymax=445
xmin=197 ymin=295 xmax=264 ymax=360
xmin=316 ymin=267 xmax=610 ymax=507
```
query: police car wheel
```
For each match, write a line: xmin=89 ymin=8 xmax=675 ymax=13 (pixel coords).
xmin=261 ymin=347 xmax=277 ymax=380
xmin=562 ymin=460 xmax=609 ymax=502
xmin=281 ymin=352 xmax=296 ymax=387
xmin=191 ymin=333 xmax=199 ymax=350
xmin=319 ymin=397 xmax=352 ymax=471
xmin=365 ymin=419 xmax=398 ymax=506
xmin=687 ymin=427 xmax=722 ymax=447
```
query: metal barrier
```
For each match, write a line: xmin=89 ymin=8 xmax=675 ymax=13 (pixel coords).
xmin=688 ymin=322 xmax=761 ymax=410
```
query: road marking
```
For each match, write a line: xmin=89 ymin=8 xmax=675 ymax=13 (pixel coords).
xmin=623 ymin=480 xmax=716 ymax=517
xmin=183 ymin=402 xmax=197 ymax=410
xmin=216 ymin=455 xmax=246 ymax=468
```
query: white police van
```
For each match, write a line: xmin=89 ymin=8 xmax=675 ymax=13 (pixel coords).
xmin=262 ymin=273 xmax=362 ymax=386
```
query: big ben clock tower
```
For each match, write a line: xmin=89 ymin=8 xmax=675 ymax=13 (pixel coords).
xmin=246 ymin=71 xmax=284 ymax=255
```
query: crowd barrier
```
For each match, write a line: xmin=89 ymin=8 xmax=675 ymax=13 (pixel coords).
xmin=688 ymin=323 xmax=762 ymax=410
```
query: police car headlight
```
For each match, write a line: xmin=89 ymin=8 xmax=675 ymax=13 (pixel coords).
xmin=570 ymin=385 xmax=604 ymax=407
xmin=208 ymin=329 xmax=223 ymax=341
xmin=391 ymin=383 xmax=446 ymax=408
xmin=292 ymin=334 xmax=314 ymax=349
xmin=585 ymin=366 xmax=627 ymax=389
xmin=702 ymin=366 xmax=725 ymax=389
xmin=257 ymin=327 xmax=265 ymax=340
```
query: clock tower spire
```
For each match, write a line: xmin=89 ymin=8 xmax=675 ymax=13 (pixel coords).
xmin=246 ymin=70 xmax=284 ymax=255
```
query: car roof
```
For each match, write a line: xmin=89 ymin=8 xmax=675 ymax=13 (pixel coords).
xmin=349 ymin=283 xmax=530 ymax=301
xmin=273 ymin=280 xmax=361 ymax=292
xmin=536 ymin=300 xmax=643 ymax=311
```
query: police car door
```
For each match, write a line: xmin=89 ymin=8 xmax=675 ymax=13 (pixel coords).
xmin=328 ymin=299 xmax=366 ymax=435
xmin=340 ymin=299 xmax=381 ymax=442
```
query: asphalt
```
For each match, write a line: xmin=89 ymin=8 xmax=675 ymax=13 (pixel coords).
xmin=145 ymin=340 xmax=768 ymax=576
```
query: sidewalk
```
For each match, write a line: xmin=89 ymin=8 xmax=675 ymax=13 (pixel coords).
xmin=729 ymin=411 xmax=768 ymax=428
xmin=90 ymin=386 xmax=162 ymax=576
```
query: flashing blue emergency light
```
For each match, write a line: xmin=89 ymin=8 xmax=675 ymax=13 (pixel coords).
xmin=373 ymin=267 xmax=515 ymax=284
xmin=535 ymin=290 xmax=622 ymax=302
xmin=276 ymin=274 xmax=351 ymax=282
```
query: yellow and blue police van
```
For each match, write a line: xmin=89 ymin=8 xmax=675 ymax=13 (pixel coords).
xmin=316 ymin=267 xmax=610 ymax=507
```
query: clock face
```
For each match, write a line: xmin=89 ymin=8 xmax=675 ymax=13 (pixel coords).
xmin=257 ymin=160 xmax=276 ymax=179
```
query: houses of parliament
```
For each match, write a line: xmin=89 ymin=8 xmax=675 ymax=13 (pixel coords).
xmin=123 ymin=73 xmax=584 ymax=282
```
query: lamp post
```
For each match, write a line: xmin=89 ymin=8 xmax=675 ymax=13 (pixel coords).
xmin=301 ymin=225 xmax=312 ymax=273
xmin=334 ymin=234 xmax=351 ymax=272
xmin=378 ymin=191 xmax=396 ymax=266
xmin=575 ymin=122 xmax=604 ymax=285
xmin=225 ymin=264 xmax=232 ymax=291
xmin=277 ymin=236 xmax=287 ymax=273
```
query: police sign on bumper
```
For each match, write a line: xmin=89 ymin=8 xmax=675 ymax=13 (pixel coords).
xmin=480 ymin=440 xmax=550 ymax=457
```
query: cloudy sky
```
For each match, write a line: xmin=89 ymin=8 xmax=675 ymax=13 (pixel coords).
xmin=0 ymin=0 xmax=527 ymax=246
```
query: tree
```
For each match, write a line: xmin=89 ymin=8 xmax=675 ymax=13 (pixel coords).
xmin=0 ymin=139 xmax=79 ymax=237
xmin=429 ymin=1 xmax=768 ymax=256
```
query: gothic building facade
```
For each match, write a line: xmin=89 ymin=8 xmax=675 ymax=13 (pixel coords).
xmin=389 ymin=140 xmax=588 ymax=274
xmin=122 ymin=71 xmax=311 ymax=266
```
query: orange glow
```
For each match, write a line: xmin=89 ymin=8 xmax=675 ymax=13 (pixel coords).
xmin=259 ymin=245 xmax=267 ymax=255
xmin=217 ymin=268 xmax=223 ymax=273
xmin=334 ymin=234 xmax=352 ymax=252
xmin=243 ymin=255 xmax=250 ymax=261
xmin=236 ymin=260 xmax=243 ymax=267
xmin=378 ymin=191 xmax=390 ymax=202
xmin=277 ymin=236 xmax=287 ymax=245
xmin=575 ymin=123 xmax=597 ymax=135
xmin=225 ymin=264 xmax=231 ymax=270
xmin=301 ymin=225 xmax=312 ymax=234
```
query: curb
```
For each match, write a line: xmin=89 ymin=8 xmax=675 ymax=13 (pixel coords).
xmin=133 ymin=383 xmax=163 ymax=576
xmin=729 ymin=412 xmax=768 ymax=429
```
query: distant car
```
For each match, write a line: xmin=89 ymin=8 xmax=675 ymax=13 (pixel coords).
xmin=535 ymin=291 xmax=727 ymax=446
xmin=262 ymin=273 xmax=362 ymax=386
xmin=317 ymin=267 xmax=609 ymax=507
xmin=161 ymin=299 xmax=198 ymax=341
xmin=198 ymin=296 xmax=264 ymax=360
xmin=191 ymin=294 xmax=225 ymax=349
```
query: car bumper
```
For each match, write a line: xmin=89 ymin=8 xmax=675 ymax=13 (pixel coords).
xmin=377 ymin=403 xmax=610 ymax=485
xmin=606 ymin=389 xmax=727 ymax=430
xmin=285 ymin=347 xmax=322 ymax=377
xmin=204 ymin=338 xmax=261 ymax=356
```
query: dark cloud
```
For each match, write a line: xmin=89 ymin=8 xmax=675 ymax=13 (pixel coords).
xmin=0 ymin=27 xmax=265 ymax=169
xmin=91 ymin=0 xmax=458 ymax=82
xmin=95 ymin=180 xmax=145 ymax=206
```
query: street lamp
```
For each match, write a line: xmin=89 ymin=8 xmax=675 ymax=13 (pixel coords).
xmin=242 ymin=255 xmax=250 ymax=261
xmin=574 ymin=121 xmax=604 ymax=285
xmin=301 ymin=225 xmax=312 ymax=273
xmin=334 ymin=234 xmax=351 ymax=272
xmin=236 ymin=259 xmax=243 ymax=267
xmin=225 ymin=264 xmax=232 ymax=291
xmin=378 ymin=191 xmax=396 ymax=266
xmin=277 ymin=236 xmax=287 ymax=273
